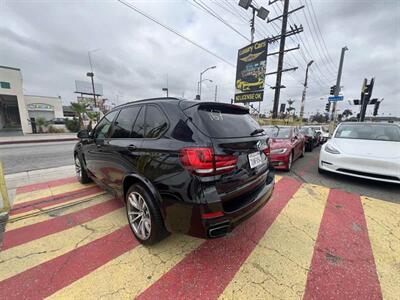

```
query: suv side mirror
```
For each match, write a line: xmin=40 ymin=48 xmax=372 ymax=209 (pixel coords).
xmin=77 ymin=129 xmax=90 ymax=139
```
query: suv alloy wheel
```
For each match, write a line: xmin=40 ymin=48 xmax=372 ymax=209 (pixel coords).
xmin=74 ymin=155 xmax=91 ymax=184
xmin=126 ymin=184 xmax=167 ymax=245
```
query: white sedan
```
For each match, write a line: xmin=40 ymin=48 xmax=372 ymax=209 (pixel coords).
xmin=319 ymin=122 xmax=400 ymax=184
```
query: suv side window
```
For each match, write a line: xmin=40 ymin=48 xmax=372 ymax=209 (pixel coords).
xmin=93 ymin=110 xmax=118 ymax=139
xmin=110 ymin=106 xmax=140 ymax=138
xmin=144 ymin=105 xmax=168 ymax=138
xmin=132 ymin=106 xmax=145 ymax=138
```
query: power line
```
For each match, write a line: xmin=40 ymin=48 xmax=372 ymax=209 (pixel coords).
xmin=274 ymin=2 xmax=335 ymax=85
xmin=188 ymin=0 xmax=250 ymax=41
xmin=307 ymin=0 xmax=337 ymax=68
xmin=298 ymin=0 xmax=337 ymax=75
xmin=116 ymin=0 xmax=235 ymax=67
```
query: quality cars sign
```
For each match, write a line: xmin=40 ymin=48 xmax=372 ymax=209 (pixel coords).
xmin=234 ymin=39 xmax=268 ymax=103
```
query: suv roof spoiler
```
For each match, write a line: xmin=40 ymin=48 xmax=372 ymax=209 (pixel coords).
xmin=179 ymin=101 xmax=249 ymax=113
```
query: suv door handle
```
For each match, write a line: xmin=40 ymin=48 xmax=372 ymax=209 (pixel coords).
xmin=128 ymin=144 xmax=137 ymax=151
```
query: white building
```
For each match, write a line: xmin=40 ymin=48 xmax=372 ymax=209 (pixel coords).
xmin=0 ymin=65 xmax=63 ymax=135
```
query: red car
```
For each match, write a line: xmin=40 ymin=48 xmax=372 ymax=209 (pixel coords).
xmin=263 ymin=126 xmax=305 ymax=171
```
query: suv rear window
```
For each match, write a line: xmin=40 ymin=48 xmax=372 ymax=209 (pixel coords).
xmin=185 ymin=104 xmax=262 ymax=138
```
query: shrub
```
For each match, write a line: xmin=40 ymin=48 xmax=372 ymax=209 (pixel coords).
xmin=47 ymin=125 xmax=65 ymax=133
xmin=65 ymin=118 xmax=80 ymax=132
xmin=36 ymin=117 xmax=48 ymax=133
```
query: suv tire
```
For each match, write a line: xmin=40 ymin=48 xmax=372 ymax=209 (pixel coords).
xmin=75 ymin=155 xmax=92 ymax=184
xmin=126 ymin=184 xmax=168 ymax=245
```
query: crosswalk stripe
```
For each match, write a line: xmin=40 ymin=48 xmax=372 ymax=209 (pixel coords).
xmin=0 ymin=209 xmax=127 ymax=281
xmin=2 ymin=198 xmax=123 ymax=250
xmin=362 ymin=196 xmax=400 ymax=300
xmin=5 ymin=194 xmax=112 ymax=231
xmin=137 ymin=177 xmax=302 ymax=300
xmin=47 ymin=234 xmax=203 ymax=299
xmin=16 ymin=177 xmax=77 ymax=194
xmin=10 ymin=186 xmax=103 ymax=216
xmin=303 ymin=189 xmax=382 ymax=299
xmin=0 ymin=226 xmax=138 ymax=300
xmin=14 ymin=182 xmax=94 ymax=204
xmin=220 ymin=183 xmax=329 ymax=299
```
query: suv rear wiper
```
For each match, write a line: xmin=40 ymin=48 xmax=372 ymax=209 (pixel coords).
xmin=250 ymin=128 xmax=264 ymax=136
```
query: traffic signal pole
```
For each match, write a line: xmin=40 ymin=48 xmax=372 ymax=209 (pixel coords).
xmin=331 ymin=46 xmax=348 ymax=121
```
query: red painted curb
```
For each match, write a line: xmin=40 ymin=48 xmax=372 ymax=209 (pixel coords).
xmin=2 ymin=198 xmax=122 ymax=250
xmin=0 ymin=137 xmax=77 ymax=146
xmin=137 ymin=177 xmax=302 ymax=300
xmin=303 ymin=189 xmax=382 ymax=300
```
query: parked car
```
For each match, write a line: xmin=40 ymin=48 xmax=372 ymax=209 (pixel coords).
xmin=311 ymin=125 xmax=329 ymax=144
xmin=49 ymin=117 xmax=66 ymax=125
xmin=74 ymin=98 xmax=275 ymax=245
xmin=263 ymin=126 xmax=305 ymax=171
xmin=299 ymin=126 xmax=320 ymax=151
xmin=319 ymin=122 xmax=400 ymax=183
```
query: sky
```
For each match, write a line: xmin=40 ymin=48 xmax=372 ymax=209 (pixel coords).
xmin=1 ymin=0 xmax=399 ymax=117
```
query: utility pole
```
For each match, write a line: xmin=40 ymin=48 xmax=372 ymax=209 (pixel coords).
xmin=299 ymin=60 xmax=314 ymax=120
xmin=214 ymin=85 xmax=218 ymax=102
xmin=272 ymin=0 xmax=289 ymax=119
xmin=331 ymin=46 xmax=348 ymax=121
xmin=267 ymin=0 xmax=304 ymax=119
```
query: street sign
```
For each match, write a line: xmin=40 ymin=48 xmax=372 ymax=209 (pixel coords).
xmin=234 ymin=38 xmax=268 ymax=103
xmin=328 ymin=96 xmax=344 ymax=102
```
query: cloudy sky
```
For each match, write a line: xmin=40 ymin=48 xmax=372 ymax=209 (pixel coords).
xmin=1 ymin=0 xmax=399 ymax=117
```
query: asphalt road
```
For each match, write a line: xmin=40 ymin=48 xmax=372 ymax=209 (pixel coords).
xmin=0 ymin=141 xmax=76 ymax=175
xmin=279 ymin=144 xmax=400 ymax=204
xmin=0 ymin=140 xmax=399 ymax=203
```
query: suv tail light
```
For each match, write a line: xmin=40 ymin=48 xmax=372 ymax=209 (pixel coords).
xmin=263 ymin=146 xmax=270 ymax=157
xmin=180 ymin=147 xmax=237 ymax=176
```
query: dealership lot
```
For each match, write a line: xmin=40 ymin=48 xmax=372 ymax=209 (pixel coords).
xmin=286 ymin=149 xmax=400 ymax=204
xmin=0 ymin=168 xmax=399 ymax=299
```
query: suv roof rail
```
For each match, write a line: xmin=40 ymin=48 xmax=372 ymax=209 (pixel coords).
xmin=111 ymin=97 xmax=182 ymax=110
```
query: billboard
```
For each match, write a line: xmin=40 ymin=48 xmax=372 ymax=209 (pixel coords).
xmin=74 ymin=80 xmax=103 ymax=96
xmin=234 ymin=39 xmax=268 ymax=103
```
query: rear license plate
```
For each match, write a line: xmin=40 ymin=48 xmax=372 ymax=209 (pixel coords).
xmin=248 ymin=152 xmax=262 ymax=169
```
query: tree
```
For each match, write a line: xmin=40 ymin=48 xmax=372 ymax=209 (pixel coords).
xmin=71 ymin=102 xmax=88 ymax=130
xmin=342 ymin=109 xmax=353 ymax=120
xmin=35 ymin=117 xmax=48 ymax=133
xmin=309 ymin=112 xmax=328 ymax=123
xmin=86 ymin=111 xmax=100 ymax=131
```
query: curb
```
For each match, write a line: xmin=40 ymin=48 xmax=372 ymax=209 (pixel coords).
xmin=0 ymin=137 xmax=78 ymax=145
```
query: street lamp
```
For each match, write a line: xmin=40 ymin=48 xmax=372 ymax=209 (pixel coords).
xmin=198 ymin=66 xmax=216 ymax=100
xmin=162 ymin=87 xmax=169 ymax=97
xmin=299 ymin=60 xmax=314 ymax=120
xmin=238 ymin=0 xmax=269 ymax=43
xmin=86 ymin=72 xmax=97 ymax=108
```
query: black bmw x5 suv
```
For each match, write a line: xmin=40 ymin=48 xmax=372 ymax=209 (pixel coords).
xmin=74 ymin=98 xmax=275 ymax=245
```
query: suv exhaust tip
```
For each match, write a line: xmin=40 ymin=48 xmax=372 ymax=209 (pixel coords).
xmin=208 ymin=223 xmax=230 ymax=238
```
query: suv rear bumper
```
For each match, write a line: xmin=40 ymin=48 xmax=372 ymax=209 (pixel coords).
xmin=163 ymin=170 xmax=275 ymax=239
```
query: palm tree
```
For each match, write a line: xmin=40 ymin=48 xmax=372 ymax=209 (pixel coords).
xmin=86 ymin=111 xmax=100 ymax=131
xmin=71 ymin=102 xmax=88 ymax=130
xmin=35 ymin=117 xmax=48 ymax=133
xmin=342 ymin=109 xmax=353 ymax=120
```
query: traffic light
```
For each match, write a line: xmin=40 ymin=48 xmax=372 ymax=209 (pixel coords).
xmin=325 ymin=102 xmax=331 ymax=112
xmin=330 ymin=85 xmax=336 ymax=95
xmin=373 ymin=101 xmax=380 ymax=116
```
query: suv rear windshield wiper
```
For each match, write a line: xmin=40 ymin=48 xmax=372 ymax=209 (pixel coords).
xmin=250 ymin=128 xmax=264 ymax=136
